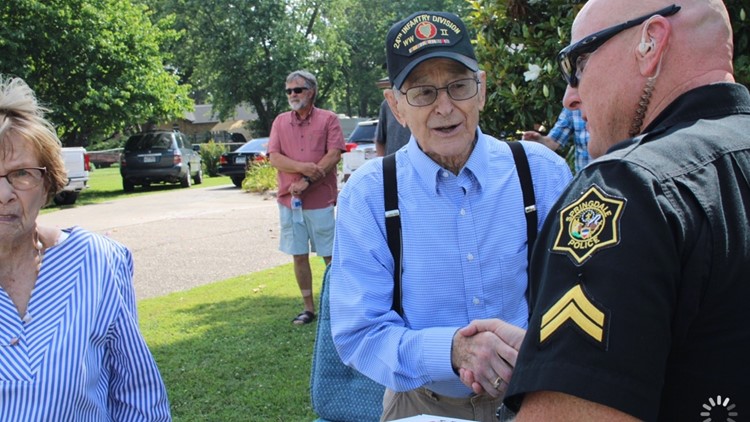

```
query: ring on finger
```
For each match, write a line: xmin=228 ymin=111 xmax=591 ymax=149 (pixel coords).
xmin=493 ymin=376 xmax=504 ymax=389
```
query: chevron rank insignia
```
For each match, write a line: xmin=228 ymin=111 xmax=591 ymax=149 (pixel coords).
xmin=540 ymin=284 xmax=609 ymax=348
xmin=552 ymin=184 xmax=625 ymax=265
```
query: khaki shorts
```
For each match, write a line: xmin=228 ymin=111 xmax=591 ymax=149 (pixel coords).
xmin=278 ymin=204 xmax=335 ymax=256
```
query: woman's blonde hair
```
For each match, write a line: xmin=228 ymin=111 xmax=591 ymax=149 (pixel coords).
xmin=0 ymin=76 xmax=67 ymax=204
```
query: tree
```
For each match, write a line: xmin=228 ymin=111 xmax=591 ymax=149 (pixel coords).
xmin=0 ymin=0 xmax=192 ymax=146
xmin=151 ymin=0 xmax=351 ymax=137
xmin=154 ymin=0 xmax=468 ymax=135
xmin=469 ymin=0 xmax=750 ymax=140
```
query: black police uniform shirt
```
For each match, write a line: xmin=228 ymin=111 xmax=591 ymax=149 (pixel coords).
xmin=504 ymin=83 xmax=750 ymax=421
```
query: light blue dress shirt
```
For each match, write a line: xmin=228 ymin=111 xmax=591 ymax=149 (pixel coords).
xmin=0 ymin=227 xmax=171 ymax=421
xmin=330 ymin=129 xmax=572 ymax=398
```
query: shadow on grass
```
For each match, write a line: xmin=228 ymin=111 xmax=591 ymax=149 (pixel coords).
xmin=140 ymin=264 xmax=325 ymax=422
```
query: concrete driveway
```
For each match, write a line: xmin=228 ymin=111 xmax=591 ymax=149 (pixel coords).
xmin=38 ymin=185 xmax=289 ymax=300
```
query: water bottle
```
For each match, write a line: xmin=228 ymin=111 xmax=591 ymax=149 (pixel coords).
xmin=291 ymin=196 xmax=303 ymax=223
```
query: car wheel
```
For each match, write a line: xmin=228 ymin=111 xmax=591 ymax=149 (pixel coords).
xmin=231 ymin=175 xmax=244 ymax=188
xmin=193 ymin=167 xmax=203 ymax=184
xmin=123 ymin=179 xmax=135 ymax=192
xmin=180 ymin=168 xmax=192 ymax=188
xmin=53 ymin=191 xmax=79 ymax=206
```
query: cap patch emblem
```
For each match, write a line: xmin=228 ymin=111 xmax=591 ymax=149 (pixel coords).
xmin=552 ymin=184 xmax=625 ymax=265
xmin=415 ymin=22 xmax=437 ymax=40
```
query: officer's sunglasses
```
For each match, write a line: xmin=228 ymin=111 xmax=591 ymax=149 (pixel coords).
xmin=557 ymin=4 xmax=681 ymax=87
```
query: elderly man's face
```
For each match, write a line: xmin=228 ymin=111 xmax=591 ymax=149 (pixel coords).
xmin=388 ymin=58 xmax=486 ymax=161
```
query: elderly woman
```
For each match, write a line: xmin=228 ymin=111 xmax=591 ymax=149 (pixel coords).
xmin=0 ymin=76 xmax=171 ymax=420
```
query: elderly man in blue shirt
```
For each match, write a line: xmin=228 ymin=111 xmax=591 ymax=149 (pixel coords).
xmin=329 ymin=11 xmax=572 ymax=421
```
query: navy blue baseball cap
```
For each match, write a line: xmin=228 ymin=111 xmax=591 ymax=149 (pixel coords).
xmin=386 ymin=11 xmax=478 ymax=90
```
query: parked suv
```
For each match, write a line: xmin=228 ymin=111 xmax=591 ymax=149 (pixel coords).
xmin=345 ymin=119 xmax=378 ymax=153
xmin=120 ymin=130 xmax=203 ymax=192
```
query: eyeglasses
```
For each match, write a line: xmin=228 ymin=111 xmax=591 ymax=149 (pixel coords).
xmin=0 ymin=167 xmax=47 ymax=190
xmin=285 ymin=87 xmax=309 ymax=95
xmin=399 ymin=78 xmax=481 ymax=107
xmin=557 ymin=4 xmax=681 ymax=87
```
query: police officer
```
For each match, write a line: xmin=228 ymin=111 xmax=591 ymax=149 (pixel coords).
xmin=460 ymin=0 xmax=750 ymax=420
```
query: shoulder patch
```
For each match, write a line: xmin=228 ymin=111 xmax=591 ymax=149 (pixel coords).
xmin=540 ymin=284 xmax=609 ymax=349
xmin=552 ymin=184 xmax=626 ymax=265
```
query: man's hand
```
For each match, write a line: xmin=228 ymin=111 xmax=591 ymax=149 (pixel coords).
xmin=521 ymin=131 xmax=542 ymax=141
xmin=299 ymin=162 xmax=326 ymax=180
xmin=452 ymin=319 xmax=526 ymax=396
xmin=289 ymin=178 xmax=310 ymax=197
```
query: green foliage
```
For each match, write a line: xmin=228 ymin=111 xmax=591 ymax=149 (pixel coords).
xmin=468 ymin=0 xmax=750 ymax=140
xmin=198 ymin=141 xmax=227 ymax=177
xmin=468 ymin=0 xmax=584 ymax=139
xmin=729 ymin=3 xmax=750 ymax=87
xmin=139 ymin=261 xmax=327 ymax=421
xmin=242 ymin=162 xmax=277 ymax=193
xmin=150 ymin=0 xmax=323 ymax=137
xmin=0 ymin=0 xmax=193 ymax=146
xmin=151 ymin=0 xmax=468 ymax=133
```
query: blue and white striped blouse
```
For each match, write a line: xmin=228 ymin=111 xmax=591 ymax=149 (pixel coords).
xmin=0 ymin=226 xmax=171 ymax=421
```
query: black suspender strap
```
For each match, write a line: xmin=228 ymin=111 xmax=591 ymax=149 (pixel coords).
xmin=506 ymin=141 xmax=538 ymax=314
xmin=506 ymin=141 xmax=538 ymax=262
xmin=382 ymin=154 xmax=403 ymax=316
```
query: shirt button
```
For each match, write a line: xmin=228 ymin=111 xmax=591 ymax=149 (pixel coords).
xmin=22 ymin=313 xmax=32 ymax=324
xmin=467 ymin=253 xmax=474 ymax=261
xmin=473 ymin=297 xmax=480 ymax=305
xmin=441 ymin=171 xmax=450 ymax=178
xmin=460 ymin=208 xmax=466 ymax=216
xmin=9 ymin=337 xmax=19 ymax=346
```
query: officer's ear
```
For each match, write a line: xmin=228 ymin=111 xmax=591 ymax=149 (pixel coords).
xmin=636 ymin=16 xmax=671 ymax=77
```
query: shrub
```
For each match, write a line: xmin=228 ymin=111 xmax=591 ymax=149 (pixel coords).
xmin=198 ymin=140 xmax=227 ymax=177
xmin=242 ymin=161 xmax=277 ymax=193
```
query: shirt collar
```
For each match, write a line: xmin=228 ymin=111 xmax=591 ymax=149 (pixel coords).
xmin=291 ymin=106 xmax=317 ymax=126
xmin=607 ymin=83 xmax=750 ymax=154
xmin=406 ymin=127 xmax=489 ymax=194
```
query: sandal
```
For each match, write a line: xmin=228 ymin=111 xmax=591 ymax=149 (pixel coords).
xmin=292 ymin=310 xmax=316 ymax=325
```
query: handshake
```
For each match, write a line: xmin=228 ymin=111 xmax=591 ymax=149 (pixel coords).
xmin=451 ymin=319 xmax=527 ymax=398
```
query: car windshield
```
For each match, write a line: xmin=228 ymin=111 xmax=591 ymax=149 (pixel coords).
xmin=348 ymin=122 xmax=377 ymax=144
xmin=236 ymin=138 xmax=269 ymax=153
xmin=125 ymin=133 xmax=172 ymax=151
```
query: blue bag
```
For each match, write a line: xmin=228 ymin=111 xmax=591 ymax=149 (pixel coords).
xmin=310 ymin=265 xmax=385 ymax=422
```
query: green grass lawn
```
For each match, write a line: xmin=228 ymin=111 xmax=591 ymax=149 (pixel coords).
xmin=45 ymin=166 xmax=234 ymax=210
xmin=140 ymin=260 xmax=327 ymax=422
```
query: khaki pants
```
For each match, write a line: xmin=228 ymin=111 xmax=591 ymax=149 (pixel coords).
xmin=381 ymin=387 xmax=503 ymax=422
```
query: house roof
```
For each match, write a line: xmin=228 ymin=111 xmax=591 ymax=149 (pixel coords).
xmin=184 ymin=104 xmax=257 ymax=124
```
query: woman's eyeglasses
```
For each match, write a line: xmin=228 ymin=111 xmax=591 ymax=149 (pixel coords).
xmin=557 ymin=4 xmax=680 ymax=87
xmin=0 ymin=167 xmax=47 ymax=190
xmin=399 ymin=78 xmax=481 ymax=107
xmin=285 ymin=87 xmax=309 ymax=95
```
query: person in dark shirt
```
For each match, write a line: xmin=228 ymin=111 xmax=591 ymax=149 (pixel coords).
xmin=460 ymin=0 xmax=750 ymax=420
